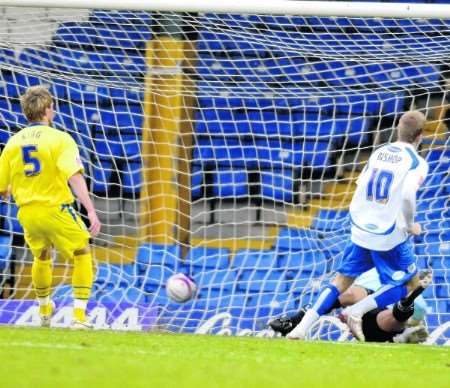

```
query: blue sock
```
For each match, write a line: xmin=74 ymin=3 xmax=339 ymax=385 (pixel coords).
xmin=312 ymin=284 xmax=341 ymax=315
xmin=373 ymin=284 xmax=408 ymax=309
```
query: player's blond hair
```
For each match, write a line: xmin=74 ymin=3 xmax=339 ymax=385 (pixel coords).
xmin=20 ymin=86 xmax=53 ymax=122
xmin=397 ymin=111 xmax=426 ymax=144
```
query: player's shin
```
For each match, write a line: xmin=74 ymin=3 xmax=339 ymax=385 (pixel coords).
xmin=32 ymin=256 xmax=53 ymax=318
xmin=72 ymin=252 xmax=93 ymax=323
xmin=287 ymin=284 xmax=340 ymax=339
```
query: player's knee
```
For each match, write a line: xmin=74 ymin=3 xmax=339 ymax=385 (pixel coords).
xmin=339 ymin=286 xmax=368 ymax=307
xmin=333 ymin=273 xmax=355 ymax=293
xmin=37 ymin=249 xmax=51 ymax=260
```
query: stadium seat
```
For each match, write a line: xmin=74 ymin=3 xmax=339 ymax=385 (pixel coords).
xmin=136 ymin=243 xmax=181 ymax=271
xmin=274 ymin=228 xmax=322 ymax=251
xmin=66 ymin=82 xmax=110 ymax=105
xmin=255 ymin=139 xmax=302 ymax=168
xmin=54 ymin=48 xmax=106 ymax=74
xmin=90 ymin=159 xmax=114 ymax=194
xmin=232 ymin=249 xmax=277 ymax=270
xmin=260 ymin=169 xmax=294 ymax=202
xmin=99 ymin=50 xmax=146 ymax=77
xmin=277 ymin=251 xmax=327 ymax=274
xmin=18 ymin=48 xmax=58 ymax=72
xmin=94 ymin=25 xmax=151 ymax=49
xmin=53 ymin=22 xmax=98 ymax=48
xmin=191 ymin=166 xmax=203 ymax=199
xmin=212 ymin=169 xmax=248 ymax=197
xmin=187 ymin=247 xmax=230 ymax=270
xmin=0 ymin=48 xmax=16 ymax=67
xmin=0 ymin=235 xmax=12 ymax=273
xmin=312 ymin=209 xmax=350 ymax=232
xmin=94 ymin=263 xmax=129 ymax=290
xmin=122 ymin=161 xmax=142 ymax=196
xmin=141 ymin=265 xmax=175 ymax=292
xmin=303 ymin=141 xmax=332 ymax=169
xmin=0 ymin=100 xmax=26 ymax=128
xmin=194 ymin=269 xmax=238 ymax=292
xmin=236 ymin=269 xmax=288 ymax=293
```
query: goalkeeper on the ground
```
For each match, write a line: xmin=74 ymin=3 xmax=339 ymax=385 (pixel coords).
xmin=270 ymin=269 xmax=431 ymax=343
xmin=0 ymin=86 xmax=101 ymax=329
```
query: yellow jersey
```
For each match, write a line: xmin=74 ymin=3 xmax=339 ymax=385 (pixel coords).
xmin=0 ymin=124 xmax=84 ymax=207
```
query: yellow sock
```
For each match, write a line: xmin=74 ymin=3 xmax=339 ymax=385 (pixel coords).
xmin=32 ymin=257 xmax=52 ymax=316
xmin=72 ymin=253 xmax=93 ymax=322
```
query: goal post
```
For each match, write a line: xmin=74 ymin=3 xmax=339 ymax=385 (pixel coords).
xmin=0 ymin=1 xmax=448 ymax=344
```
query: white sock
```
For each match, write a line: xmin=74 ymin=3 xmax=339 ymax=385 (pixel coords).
xmin=291 ymin=309 xmax=319 ymax=337
xmin=38 ymin=296 xmax=50 ymax=306
xmin=346 ymin=295 xmax=377 ymax=317
xmin=74 ymin=299 xmax=87 ymax=310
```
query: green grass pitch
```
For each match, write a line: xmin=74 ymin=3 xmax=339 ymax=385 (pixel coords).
xmin=0 ymin=327 xmax=448 ymax=388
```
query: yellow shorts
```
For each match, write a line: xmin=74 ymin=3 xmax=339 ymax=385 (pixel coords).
xmin=18 ymin=204 xmax=90 ymax=260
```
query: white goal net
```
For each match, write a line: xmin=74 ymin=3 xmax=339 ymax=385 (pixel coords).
xmin=0 ymin=2 xmax=448 ymax=343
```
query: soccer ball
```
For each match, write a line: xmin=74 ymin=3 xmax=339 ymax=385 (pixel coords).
xmin=166 ymin=273 xmax=197 ymax=303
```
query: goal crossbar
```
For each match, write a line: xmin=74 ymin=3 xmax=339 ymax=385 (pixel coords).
xmin=1 ymin=0 xmax=450 ymax=19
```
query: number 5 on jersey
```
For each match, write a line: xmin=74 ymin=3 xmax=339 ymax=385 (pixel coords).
xmin=22 ymin=145 xmax=41 ymax=177
xmin=367 ymin=168 xmax=394 ymax=204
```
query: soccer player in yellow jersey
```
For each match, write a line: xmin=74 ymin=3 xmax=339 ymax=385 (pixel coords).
xmin=0 ymin=86 xmax=101 ymax=329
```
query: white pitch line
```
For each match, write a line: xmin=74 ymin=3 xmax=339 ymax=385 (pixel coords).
xmin=1 ymin=341 xmax=155 ymax=355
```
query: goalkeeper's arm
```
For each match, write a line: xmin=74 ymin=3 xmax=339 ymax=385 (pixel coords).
xmin=68 ymin=172 xmax=101 ymax=237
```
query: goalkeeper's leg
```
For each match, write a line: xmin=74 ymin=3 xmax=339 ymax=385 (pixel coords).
xmin=270 ymin=285 xmax=368 ymax=336
xmin=71 ymin=246 xmax=94 ymax=328
xmin=31 ymin=248 xmax=54 ymax=327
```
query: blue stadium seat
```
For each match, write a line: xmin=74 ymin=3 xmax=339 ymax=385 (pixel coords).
xmin=187 ymin=247 xmax=230 ymax=270
xmin=0 ymin=234 xmax=12 ymax=272
xmin=136 ymin=243 xmax=181 ymax=270
xmin=193 ymin=137 xmax=257 ymax=168
xmin=89 ymin=10 xmax=152 ymax=27
xmin=277 ymin=251 xmax=327 ymax=274
xmin=94 ymin=263 xmax=130 ymax=289
xmin=194 ymin=269 xmax=238 ymax=292
xmin=274 ymin=228 xmax=321 ymax=251
xmin=218 ymin=293 xmax=247 ymax=308
xmin=212 ymin=169 xmax=248 ymax=197
xmin=191 ymin=166 xmax=203 ymax=199
xmin=108 ymin=85 xmax=144 ymax=105
xmin=260 ymin=169 xmax=294 ymax=202
xmin=99 ymin=50 xmax=146 ymax=77
xmin=122 ymin=161 xmax=142 ymax=196
xmin=55 ymin=48 xmax=105 ymax=74
xmin=90 ymin=159 xmax=114 ymax=194
xmin=0 ymin=100 xmax=26 ymax=128
xmin=312 ymin=209 xmax=350 ymax=232
xmin=18 ymin=48 xmax=58 ymax=72
xmin=303 ymin=141 xmax=332 ymax=169
xmin=66 ymin=82 xmax=110 ymax=105
xmin=119 ymin=133 xmax=141 ymax=160
xmin=53 ymin=22 xmax=98 ymax=47
xmin=52 ymin=284 xmax=73 ymax=300
xmin=95 ymin=25 xmax=151 ymax=49
xmin=426 ymin=149 xmax=450 ymax=173
xmin=101 ymin=104 xmax=143 ymax=131
xmin=0 ymin=48 xmax=16 ymax=66
xmin=232 ymin=249 xmax=277 ymax=270
xmin=255 ymin=139 xmax=302 ymax=168
xmin=237 ymin=269 xmax=288 ymax=293
xmin=141 ymin=266 xmax=175 ymax=292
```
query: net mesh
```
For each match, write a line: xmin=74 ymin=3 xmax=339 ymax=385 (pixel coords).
xmin=0 ymin=6 xmax=448 ymax=343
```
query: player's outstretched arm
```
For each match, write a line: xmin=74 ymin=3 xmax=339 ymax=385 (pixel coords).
xmin=68 ymin=173 xmax=101 ymax=237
